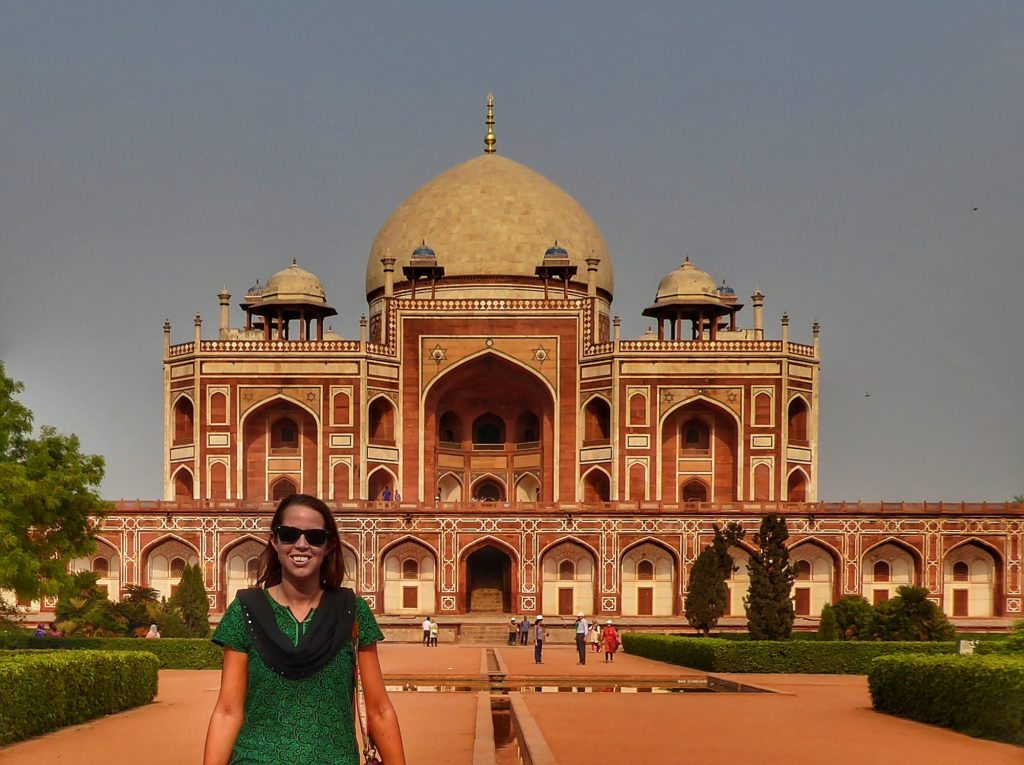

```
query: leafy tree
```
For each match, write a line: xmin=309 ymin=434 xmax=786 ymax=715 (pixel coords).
xmin=817 ymin=603 xmax=839 ymax=641
xmin=0 ymin=362 xmax=108 ymax=601
xmin=169 ymin=563 xmax=210 ymax=637
xmin=54 ymin=571 xmax=125 ymax=636
xmin=685 ymin=548 xmax=729 ymax=636
xmin=831 ymin=595 xmax=874 ymax=640
xmin=745 ymin=515 xmax=795 ymax=640
xmin=116 ymin=585 xmax=161 ymax=635
xmin=870 ymin=586 xmax=955 ymax=641
xmin=1013 ymin=494 xmax=1024 ymax=504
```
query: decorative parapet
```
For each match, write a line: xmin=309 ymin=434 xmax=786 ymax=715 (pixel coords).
xmin=398 ymin=297 xmax=587 ymax=313
xmin=111 ymin=498 xmax=1024 ymax=517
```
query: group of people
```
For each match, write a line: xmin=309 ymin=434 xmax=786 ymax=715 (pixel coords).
xmin=32 ymin=623 xmax=62 ymax=638
xmin=575 ymin=614 xmax=621 ymax=664
xmin=505 ymin=614 xmax=621 ymax=665
xmin=420 ymin=616 xmax=439 ymax=646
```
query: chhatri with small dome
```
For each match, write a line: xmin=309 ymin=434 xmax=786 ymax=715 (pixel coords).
xmin=40 ymin=96 xmax=1017 ymax=631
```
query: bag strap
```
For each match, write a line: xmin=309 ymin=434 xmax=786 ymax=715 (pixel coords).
xmin=352 ymin=623 xmax=381 ymax=763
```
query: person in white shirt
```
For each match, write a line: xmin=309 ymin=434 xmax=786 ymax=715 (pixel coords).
xmin=422 ymin=616 xmax=431 ymax=646
xmin=533 ymin=616 xmax=545 ymax=664
xmin=574 ymin=613 xmax=589 ymax=665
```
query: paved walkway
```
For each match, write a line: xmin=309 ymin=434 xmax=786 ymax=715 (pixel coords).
xmin=0 ymin=645 xmax=1019 ymax=764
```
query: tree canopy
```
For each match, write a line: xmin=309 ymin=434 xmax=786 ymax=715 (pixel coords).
xmin=0 ymin=362 xmax=108 ymax=604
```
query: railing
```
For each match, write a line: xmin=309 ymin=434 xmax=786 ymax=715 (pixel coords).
xmin=170 ymin=339 xmax=362 ymax=355
xmin=110 ymin=498 xmax=1024 ymax=516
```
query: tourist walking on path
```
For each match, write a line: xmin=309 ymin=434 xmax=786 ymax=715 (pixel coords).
xmin=589 ymin=622 xmax=601 ymax=653
xmin=574 ymin=613 xmax=589 ymax=665
xmin=602 ymin=620 xmax=620 ymax=663
xmin=429 ymin=618 xmax=439 ymax=647
xmin=519 ymin=616 xmax=530 ymax=645
xmin=422 ymin=615 xmax=432 ymax=646
xmin=533 ymin=616 xmax=545 ymax=663
xmin=508 ymin=618 xmax=518 ymax=646
xmin=204 ymin=493 xmax=406 ymax=765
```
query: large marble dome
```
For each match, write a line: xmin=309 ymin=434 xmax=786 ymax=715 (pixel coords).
xmin=366 ymin=153 xmax=613 ymax=298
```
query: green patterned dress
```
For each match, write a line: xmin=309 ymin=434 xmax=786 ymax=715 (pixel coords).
xmin=212 ymin=590 xmax=384 ymax=765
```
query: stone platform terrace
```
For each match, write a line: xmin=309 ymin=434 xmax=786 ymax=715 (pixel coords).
xmin=0 ymin=645 xmax=1019 ymax=764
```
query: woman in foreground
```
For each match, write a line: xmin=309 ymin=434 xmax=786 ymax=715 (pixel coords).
xmin=204 ymin=494 xmax=406 ymax=764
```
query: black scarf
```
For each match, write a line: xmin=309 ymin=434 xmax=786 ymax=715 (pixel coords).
xmin=237 ymin=586 xmax=356 ymax=680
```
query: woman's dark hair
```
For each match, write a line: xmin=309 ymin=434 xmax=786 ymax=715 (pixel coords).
xmin=255 ymin=494 xmax=345 ymax=589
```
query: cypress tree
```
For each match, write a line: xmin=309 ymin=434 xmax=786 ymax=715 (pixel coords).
xmin=745 ymin=515 xmax=795 ymax=640
xmin=817 ymin=603 xmax=839 ymax=641
xmin=169 ymin=563 xmax=211 ymax=637
xmin=684 ymin=548 xmax=729 ymax=636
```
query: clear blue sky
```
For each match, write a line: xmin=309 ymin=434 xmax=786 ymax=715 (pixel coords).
xmin=1 ymin=1 xmax=1022 ymax=501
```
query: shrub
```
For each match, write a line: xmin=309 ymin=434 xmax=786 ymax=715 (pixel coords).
xmin=622 ymin=632 xmax=956 ymax=674
xmin=0 ymin=650 xmax=158 ymax=744
xmin=817 ymin=604 xmax=839 ymax=641
xmin=831 ymin=595 xmax=873 ymax=640
xmin=10 ymin=636 xmax=223 ymax=669
xmin=868 ymin=654 xmax=1024 ymax=745
xmin=869 ymin=586 xmax=954 ymax=641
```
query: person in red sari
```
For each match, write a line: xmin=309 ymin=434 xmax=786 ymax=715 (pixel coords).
xmin=601 ymin=620 xmax=620 ymax=663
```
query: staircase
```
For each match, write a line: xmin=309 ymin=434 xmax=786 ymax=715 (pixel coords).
xmin=469 ymin=586 xmax=505 ymax=613
xmin=459 ymin=622 xmax=516 ymax=645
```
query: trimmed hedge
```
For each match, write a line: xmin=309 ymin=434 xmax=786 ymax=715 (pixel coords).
xmin=622 ymin=633 xmax=956 ymax=674
xmin=0 ymin=650 xmax=159 ymax=744
xmin=1 ymin=636 xmax=223 ymax=669
xmin=868 ymin=654 xmax=1024 ymax=745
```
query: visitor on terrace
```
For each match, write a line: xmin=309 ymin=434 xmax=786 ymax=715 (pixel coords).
xmin=204 ymin=493 xmax=406 ymax=765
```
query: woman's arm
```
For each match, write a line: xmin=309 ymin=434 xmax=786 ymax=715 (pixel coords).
xmin=358 ymin=643 xmax=407 ymax=765
xmin=203 ymin=648 xmax=248 ymax=765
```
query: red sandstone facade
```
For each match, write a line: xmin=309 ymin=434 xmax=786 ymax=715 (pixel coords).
xmin=33 ymin=115 xmax=1024 ymax=626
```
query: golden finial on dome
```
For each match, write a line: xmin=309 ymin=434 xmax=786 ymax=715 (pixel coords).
xmin=484 ymin=93 xmax=496 ymax=154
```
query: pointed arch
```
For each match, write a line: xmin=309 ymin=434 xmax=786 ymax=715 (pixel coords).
xmin=422 ymin=348 xmax=557 ymax=401
xmin=436 ymin=471 xmax=462 ymax=502
xmin=238 ymin=395 xmax=320 ymax=501
xmin=172 ymin=465 xmax=194 ymax=501
xmin=368 ymin=394 xmax=396 ymax=444
xmin=381 ymin=537 xmax=437 ymax=614
xmin=787 ymin=394 xmax=810 ymax=444
xmin=470 ymin=473 xmax=507 ymax=502
xmin=367 ymin=465 xmax=398 ymax=501
xmin=788 ymin=537 xmax=840 ymax=614
xmin=786 ymin=466 xmax=810 ymax=502
xmin=680 ymin=477 xmax=709 ymax=503
xmin=141 ymin=534 xmax=201 ymax=601
xmin=660 ymin=394 xmax=741 ymax=503
xmin=582 ymin=393 xmax=612 ymax=444
xmin=942 ymin=538 xmax=1002 ymax=617
xmin=540 ymin=537 xmax=598 ymax=616
xmin=514 ymin=472 xmax=541 ymax=503
xmin=580 ymin=465 xmax=611 ymax=503
xmin=458 ymin=535 xmax=521 ymax=564
xmin=173 ymin=393 xmax=194 ymax=445
xmin=621 ymin=538 xmax=678 ymax=616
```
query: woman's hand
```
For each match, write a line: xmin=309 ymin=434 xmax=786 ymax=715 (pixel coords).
xmin=203 ymin=648 xmax=248 ymax=765
xmin=358 ymin=643 xmax=407 ymax=764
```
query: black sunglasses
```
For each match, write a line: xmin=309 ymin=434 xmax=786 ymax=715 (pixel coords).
xmin=273 ymin=525 xmax=331 ymax=547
